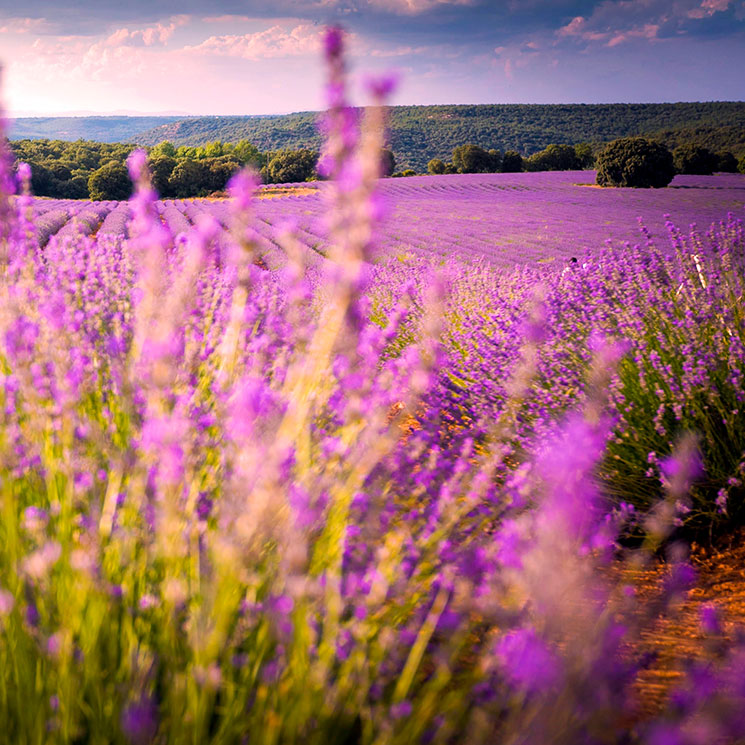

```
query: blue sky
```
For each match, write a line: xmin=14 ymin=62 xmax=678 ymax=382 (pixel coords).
xmin=0 ymin=0 xmax=743 ymax=115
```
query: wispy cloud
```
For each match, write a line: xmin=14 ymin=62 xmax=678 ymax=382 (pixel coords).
xmin=0 ymin=16 xmax=48 ymax=34
xmin=184 ymin=23 xmax=323 ymax=59
xmin=364 ymin=0 xmax=475 ymax=14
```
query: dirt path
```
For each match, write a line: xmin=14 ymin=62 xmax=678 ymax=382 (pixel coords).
xmin=628 ymin=535 xmax=745 ymax=715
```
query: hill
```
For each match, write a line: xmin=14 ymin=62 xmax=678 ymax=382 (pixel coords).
xmin=7 ymin=116 xmax=185 ymax=143
xmin=131 ymin=102 xmax=745 ymax=171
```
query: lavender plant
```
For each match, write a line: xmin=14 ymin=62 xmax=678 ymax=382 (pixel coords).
xmin=0 ymin=26 xmax=744 ymax=745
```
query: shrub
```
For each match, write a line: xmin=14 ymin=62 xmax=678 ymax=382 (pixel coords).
xmin=147 ymin=155 xmax=177 ymax=197
xmin=716 ymin=151 xmax=738 ymax=173
xmin=427 ymin=158 xmax=446 ymax=174
xmin=525 ymin=144 xmax=581 ymax=172
xmin=88 ymin=161 xmax=132 ymax=200
xmin=501 ymin=150 xmax=523 ymax=172
xmin=574 ymin=143 xmax=595 ymax=169
xmin=452 ymin=144 xmax=500 ymax=173
xmin=673 ymin=144 xmax=718 ymax=175
xmin=264 ymin=149 xmax=318 ymax=183
xmin=595 ymin=137 xmax=675 ymax=188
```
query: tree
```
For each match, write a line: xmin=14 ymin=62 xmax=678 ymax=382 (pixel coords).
xmin=168 ymin=159 xmax=209 ymax=198
xmin=264 ymin=149 xmax=317 ymax=184
xmin=28 ymin=163 xmax=53 ymax=196
xmin=204 ymin=156 xmax=242 ymax=192
xmin=673 ymin=144 xmax=718 ymax=175
xmin=574 ymin=143 xmax=595 ymax=169
xmin=716 ymin=151 xmax=738 ymax=173
xmin=88 ymin=161 xmax=132 ymax=201
xmin=596 ymin=137 xmax=675 ymax=188
xmin=739 ymin=154 xmax=745 ymax=175
xmin=525 ymin=144 xmax=581 ymax=171
xmin=427 ymin=158 xmax=446 ymax=175
xmin=197 ymin=140 xmax=225 ymax=159
xmin=501 ymin=151 xmax=523 ymax=173
xmin=452 ymin=144 xmax=499 ymax=173
xmin=150 ymin=141 xmax=177 ymax=159
xmin=148 ymin=155 xmax=177 ymax=197
xmin=232 ymin=140 xmax=266 ymax=169
xmin=380 ymin=148 xmax=396 ymax=177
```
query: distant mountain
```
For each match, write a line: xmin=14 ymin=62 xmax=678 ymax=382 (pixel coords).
xmin=7 ymin=116 xmax=186 ymax=143
xmin=7 ymin=103 xmax=745 ymax=171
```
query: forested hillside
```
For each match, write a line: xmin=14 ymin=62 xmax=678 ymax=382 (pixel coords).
xmin=131 ymin=102 xmax=745 ymax=171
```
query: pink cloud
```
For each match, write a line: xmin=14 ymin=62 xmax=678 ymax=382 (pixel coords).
xmin=203 ymin=15 xmax=252 ymax=23
xmin=607 ymin=23 xmax=660 ymax=46
xmin=103 ymin=16 xmax=189 ymax=48
xmin=558 ymin=8 xmax=662 ymax=47
xmin=0 ymin=17 xmax=48 ymax=34
xmin=687 ymin=0 xmax=732 ymax=18
xmin=184 ymin=24 xmax=323 ymax=60
xmin=364 ymin=0 xmax=475 ymax=13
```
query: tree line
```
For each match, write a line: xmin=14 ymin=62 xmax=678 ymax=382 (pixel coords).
xmin=426 ymin=141 xmax=743 ymax=176
xmin=8 ymin=135 xmax=743 ymax=201
xmin=8 ymin=138 xmax=328 ymax=201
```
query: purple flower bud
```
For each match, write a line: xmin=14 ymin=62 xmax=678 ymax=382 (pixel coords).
xmin=323 ymin=26 xmax=344 ymax=59
xmin=16 ymin=161 xmax=31 ymax=184
xmin=699 ymin=603 xmax=722 ymax=635
xmin=390 ymin=700 xmax=412 ymax=719
xmin=364 ymin=72 xmax=398 ymax=101
xmin=126 ymin=149 xmax=148 ymax=183
xmin=121 ymin=697 xmax=157 ymax=745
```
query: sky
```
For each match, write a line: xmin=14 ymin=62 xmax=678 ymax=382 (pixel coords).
xmin=0 ymin=0 xmax=743 ymax=116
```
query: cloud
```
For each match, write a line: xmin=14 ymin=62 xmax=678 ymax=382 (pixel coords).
xmin=554 ymin=0 xmax=743 ymax=48
xmin=184 ymin=23 xmax=323 ymax=59
xmin=558 ymin=13 xmax=660 ymax=45
xmin=687 ymin=0 xmax=732 ymax=17
xmin=364 ymin=0 xmax=475 ymax=13
xmin=202 ymin=14 xmax=252 ymax=22
xmin=103 ymin=15 xmax=189 ymax=47
xmin=368 ymin=43 xmax=431 ymax=56
xmin=0 ymin=16 xmax=48 ymax=33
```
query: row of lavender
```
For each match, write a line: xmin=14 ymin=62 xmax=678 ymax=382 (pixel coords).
xmin=30 ymin=169 xmax=745 ymax=268
xmin=1 ymin=33 xmax=745 ymax=745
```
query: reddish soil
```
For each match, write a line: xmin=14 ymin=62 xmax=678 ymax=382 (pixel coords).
xmin=628 ymin=533 xmax=745 ymax=715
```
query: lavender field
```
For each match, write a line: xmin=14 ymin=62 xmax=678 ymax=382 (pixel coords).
xmin=28 ymin=170 xmax=745 ymax=268
xmin=2 ymin=30 xmax=745 ymax=745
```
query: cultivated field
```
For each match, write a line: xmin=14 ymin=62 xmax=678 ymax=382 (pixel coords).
xmin=30 ymin=170 xmax=745 ymax=268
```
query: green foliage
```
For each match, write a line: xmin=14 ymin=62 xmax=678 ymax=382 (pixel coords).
xmin=574 ymin=143 xmax=595 ymax=169
xmin=596 ymin=137 xmax=675 ymax=188
xmin=231 ymin=140 xmax=266 ymax=169
xmin=168 ymin=159 xmax=208 ymax=198
xmin=263 ymin=149 xmax=318 ymax=184
xmin=149 ymin=140 xmax=177 ymax=159
xmin=452 ymin=144 xmax=500 ymax=173
xmin=739 ymin=154 xmax=745 ymax=174
xmin=88 ymin=161 xmax=132 ymax=201
xmin=148 ymin=155 xmax=177 ymax=198
xmin=501 ymin=150 xmax=523 ymax=173
xmin=204 ymin=156 xmax=242 ymax=192
xmin=380 ymin=148 xmax=396 ymax=177
xmin=427 ymin=158 xmax=446 ymax=175
xmin=525 ymin=144 xmax=581 ymax=172
xmin=673 ymin=144 xmax=718 ymax=175
xmin=716 ymin=151 xmax=738 ymax=173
